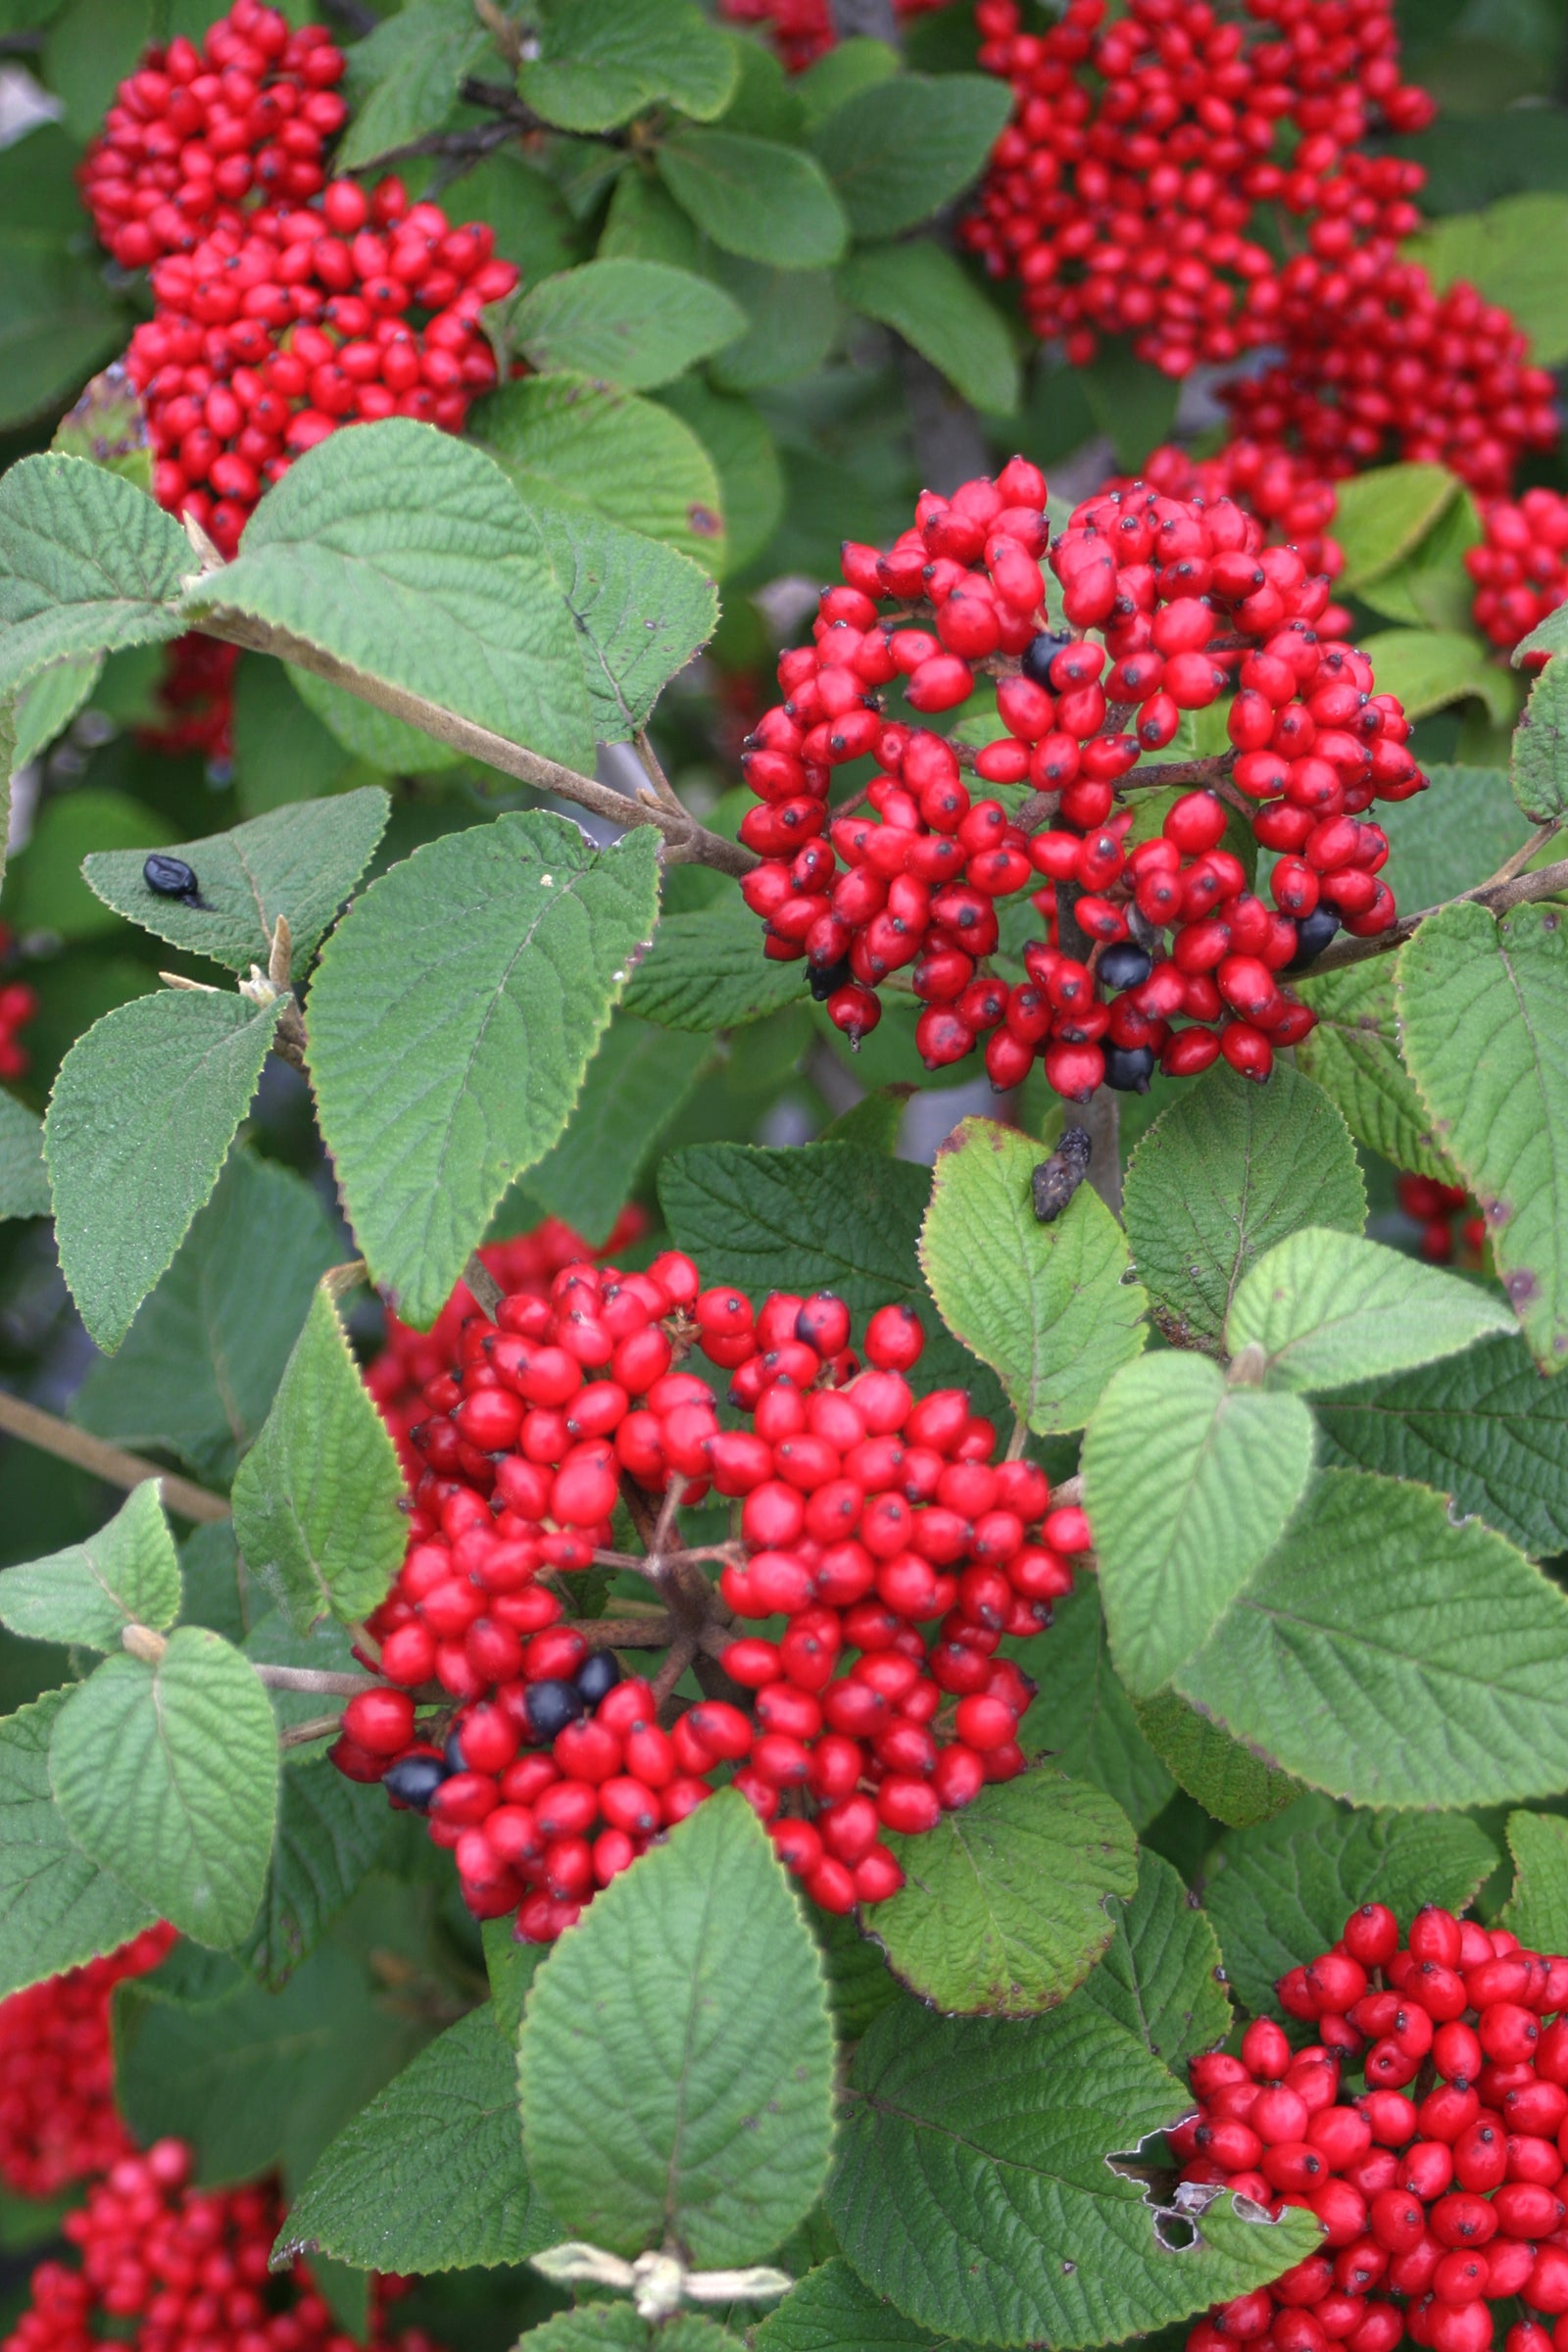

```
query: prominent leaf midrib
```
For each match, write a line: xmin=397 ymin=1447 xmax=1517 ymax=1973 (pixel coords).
xmin=196 ymin=1247 xmax=248 ymax=1452
xmin=847 ymin=2084 xmax=1176 ymax=2197
xmin=1221 ymin=1580 xmax=1567 ymax=1696
xmin=1258 ymin=1277 xmax=1500 ymax=1371
xmin=1494 ymin=923 xmax=1568 ymax=1224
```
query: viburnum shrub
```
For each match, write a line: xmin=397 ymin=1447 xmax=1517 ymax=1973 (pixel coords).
xmin=739 ymin=457 xmax=1421 ymax=1094
xmin=3 ymin=1 xmax=1568 ymax=2347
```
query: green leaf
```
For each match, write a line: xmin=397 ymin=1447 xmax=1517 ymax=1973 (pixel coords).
xmin=1072 ymin=1849 xmax=1229 ymax=2072
xmin=280 ymin=2004 xmax=555 ymax=2274
xmin=706 ymin=255 xmax=839 ymax=396
xmin=50 ymin=1625 xmax=277 ymax=1945
xmin=919 ymin=1116 xmax=1148 ymax=1434
xmin=1313 ymin=1332 xmax=1568 ymax=1558
xmin=1358 ymin=629 xmax=1518 ymax=727
xmin=516 ymin=1013 xmax=710 ymax=1250
xmin=231 ymin=1276 xmax=406 ymax=1636
xmin=0 ymin=1090 xmax=48 ymax=1220
xmin=1296 ymin=957 xmax=1460 ymax=1184
xmin=796 ymin=39 xmax=899 ymax=128
xmin=1123 ymin=1063 xmax=1365 ymax=1349
xmin=527 ymin=506 xmax=716 ymax=741
xmin=0 ymin=455 xmax=185 ymax=703
xmin=45 ymin=987 xmax=282 ymax=1354
xmin=12 ymin=651 xmax=102 ymax=770
xmin=1077 ymin=341 xmax=1181 ymax=471
xmin=41 ymin=0 xmax=151 ymax=141
xmin=1500 ymin=1812 xmax=1568 ymax=1955
xmin=472 ymin=373 xmax=727 ymax=572
xmin=238 ymin=1758 xmax=387 ymax=1991
xmin=337 ymin=0 xmax=488 ymax=171
xmin=516 ymin=2314 xmax=740 ymax=2352
xmin=1330 ymin=464 xmax=1462 ymax=591
xmin=1514 ymin=605 xmax=1568 ymax=668
xmin=1084 ymin=1353 xmax=1316 ymax=1698
xmin=483 ymin=1916 xmax=544 ymax=2043
xmin=1406 ymin=194 xmax=1568 ymax=368
xmin=231 ymin=657 xmax=355 ymax=818
xmin=72 ymin=1152 xmax=339 ymax=1487
xmin=83 ymin=789 xmax=387 ymax=980
xmin=1379 ymin=763 xmax=1536 ymax=910
xmin=1131 ymin=1693 xmax=1304 ymax=1832
xmin=814 ymin=1910 xmax=899 ymax=2040
xmin=838 ymin=240 xmax=1019 ymax=416
xmin=308 ymin=813 xmax=659 ymax=1325
xmin=117 ymin=1937 xmax=423 ymax=2190
xmin=0 ymin=236 xmax=125 ymax=436
xmin=755 ymin=2259 xmax=990 ymax=2352
xmin=657 ymin=379 xmax=784 ymax=577
xmin=1203 ymin=1795 xmax=1501 ymax=2020
xmin=519 ymin=1790 xmax=834 ymax=2267
xmin=1228 ymin=1225 xmax=1514 ymax=1391
xmin=1173 ymin=1467 xmax=1568 ymax=1807
xmin=1012 ymin=1584 xmax=1176 ymax=1835
xmin=501 ymin=261 xmax=745 ymax=392
xmin=659 ymin=132 xmax=849 ymax=270
xmin=441 ymin=152 xmax=578 ymax=286
xmin=0 ymin=1688 xmax=159 ymax=1999
xmin=1512 ymin=655 xmax=1568 ymax=822
xmin=660 ymin=1142 xmax=1004 ymax=1414
xmin=0 ymin=1480 xmax=181 ymax=1652
xmin=829 ymin=1998 xmax=1318 ymax=2349
xmin=869 ymin=1768 xmax=1137 ymax=2018
xmin=517 ymin=0 xmax=737 ymax=133
xmin=285 ymin=663 xmax=465 ymax=777
xmin=184 ymin=418 xmax=595 ymax=777
xmin=1354 ymin=490 xmax=1483 ymax=633
xmin=1398 ymin=899 xmax=1568 ymax=1369
xmin=808 ymin=74 xmax=1010 ymax=240
xmin=624 ymin=893 xmax=807 ymax=1029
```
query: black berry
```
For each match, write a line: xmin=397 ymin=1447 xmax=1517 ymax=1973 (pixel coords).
xmin=1020 ymin=629 xmax=1071 ymax=688
xmin=1102 ymin=1043 xmax=1156 ymax=1093
xmin=383 ymin=1753 xmax=448 ymax=1811
xmin=525 ymin=1678 xmax=585 ymax=1741
xmin=1097 ymin=942 xmax=1153 ymax=992
xmin=1287 ymin=905 xmax=1341 ymax=971
xmin=808 ymin=955 xmax=854 ymax=1002
xmin=574 ymin=1651 xmax=622 ymax=1709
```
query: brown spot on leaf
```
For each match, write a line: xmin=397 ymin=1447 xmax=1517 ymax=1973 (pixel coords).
xmin=1507 ymin=1268 xmax=1540 ymax=1303
xmin=687 ymin=503 xmax=722 ymax=540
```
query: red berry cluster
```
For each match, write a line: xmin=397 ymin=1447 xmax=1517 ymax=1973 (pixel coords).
xmin=122 ymin=166 xmax=514 ymax=557
xmin=366 ymin=1209 xmax=648 ymax=1482
xmin=717 ymin=0 xmax=946 ymax=74
xmin=738 ymin=458 xmax=1423 ymax=1098
xmin=961 ymin=0 xmax=1433 ymax=377
xmin=136 ymin=636 xmax=241 ymax=762
xmin=1396 ymin=1173 xmax=1485 ymax=1268
xmin=1130 ymin=442 xmax=1348 ymax=626
xmin=1221 ymin=265 xmax=1559 ymax=500
xmin=0 ymin=924 xmax=38 ymax=1085
xmin=1180 ymin=1904 xmax=1568 ymax=2352
xmin=3 ymin=2140 xmax=440 ymax=2352
xmin=331 ymin=1253 xmax=1089 ymax=1940
xmin=79 ymin=0 xmax=347 ymax=270
xmin=1466 ymin=492 xmax=1568 ymax=654
xmin=0 ymin=1929 xmax=173 ymax=2200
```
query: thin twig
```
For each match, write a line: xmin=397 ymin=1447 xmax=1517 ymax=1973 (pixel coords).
xmin=1298 ymin=852 xmax=1568 ymax=979
xmin=0 ymin=1390 xmax=230 ymax=1523
xmin=633 ymin=729 xmax=689 ymax=820
xmin=652 ymin=1633 xmax=697 ymax=1718
xmin=281 ymin=1716 xmax=345 ymax=1748
xmin=1490 ymin=820 xmax=1561 ymax=888
xmin=252 ymin=1664 xmax=377 ymax=1694
xmin=191 ymin=609 xmax=756 ymax=878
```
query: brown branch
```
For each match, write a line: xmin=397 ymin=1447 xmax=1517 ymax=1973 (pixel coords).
xmin=190 ymin=608 xmax=756 ymax=878
xmin=0 ymin=1390 xmax=230 ymax=1524
xmin=1298 ymin=852 xmax=1568 ymax=980
xmin=281 ymin=1715 xmax=345 ymax=1749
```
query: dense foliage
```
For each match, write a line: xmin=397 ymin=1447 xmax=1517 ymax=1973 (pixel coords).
xmin=1 ymin=1 xmax=1568 ymax=2348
